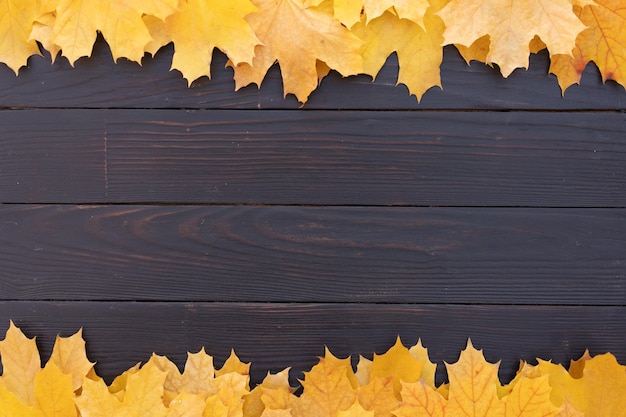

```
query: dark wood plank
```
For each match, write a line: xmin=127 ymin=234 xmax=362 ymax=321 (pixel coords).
xmin=106 ymin=110 xmax=626 ymax=206
xmin=3 ymin=110 xmax=624 ymax=206
xmin=3 ymin=302 xmax=625 ymax=385
xmin=1 ymin=38 xmax=623 ymax=110
xmin=1 ymin=205 xmax=624 ymax=304
xmin=0 ymin=110 xmax=105 ymax=203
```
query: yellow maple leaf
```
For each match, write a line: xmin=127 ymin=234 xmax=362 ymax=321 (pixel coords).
xmin=502 ymin=375 xmax=560 ymax=417
xmin=408 ymin=339 xmax=437 ymax=389
xmin=550 ymin=0 xmax=626 ymax=92
xmin=578 ymin=353 xmax=626 ymax=417
xmin=75 ymin=361 xmax=168 ymax=417
xmin=0 ymin=0 xmax=47 ymax=73
xmin=438 ymin=0 xmax=588 ymax=77
xmin=168 ymin=391 xmax=207 ymax=417
xmin=357 ymin=377 xmax=400 ymax=417
xmin=50 ymin=0 xmax=178 ymax=65
xmin=535 ymin=359 xmax=586 ymax=412
xmin=337 ymin=400 xmax=374 ymax=417
xmin=292 ymin=348 xmax=357 ymax=417
xmin=49 ymin=329 xmax=95 ymax=392
xmin=232 ymin=0 xmax=363 ymax=103
xmin=144 ymin=0 xmax=260 ymax=85
xmin=394 ymin=380 xmax=445 ymax=417
xmin=445 ymin=340 xmax=505 ymax=417
xmin=34 ymin=362 xmax=77 ymax=417
xmin=0 ymin=321 xmax=41 ymax=405
xmin=351 ymin=9 xmax=444 ymax=101
xmin=216 ymin=350 xmax=250 ymax=379
xmin=368 ymin=337 xmax=427 ymax=396
xmin=0 ymin=384 xmax=40 ymax=417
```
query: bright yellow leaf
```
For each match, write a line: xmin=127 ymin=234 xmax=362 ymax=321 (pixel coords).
xmin=362 ymin=0 xmax=431 ymax=29
xmin=351 ymin=9 xmax=444 ymax=101
xmin=145 ymin=0 xmax=260 ymax=85
xmin=395 ymin=380 xmax=445 ymax=417
xmin=74 ymin=378 xmax=122 ymax=417
xmin=0 ymin=0 xmax=44 ymax=73
xmin=0 ymin=384 xmax=41 ymax=417
xmin=49 ymin=329 xmax=95 ymax=392
xmin=502 ymin=375 xmax=560 ymax=417
xmin=445 ymin=340 xmax=504 ymax=417
xmin=408 ymin=339 xmax=437 ymax=389
xmin=0 ymin=321 xmax=41 ymax=405
xmin=368 ymin=337 xmax=426 ymax=396
xmin=216 ymin=350 xmax=250 ymax=379
xmin=535 ymin=360 xmax=586 ymax=413
xmin=168 ymin=392 xmax=207 ymax=417
xmin=51 ymin=0 xmax=178 ymax=64
xmin=232 ymin=0 xmax=363 ymax=103
xmin=355 ymin=356 xmax=373 ymax=386
xmin=578 ymin=353 xmax=626 ymax=417
xmin=291 ymin=348 xmax=357 ymax=417
xmin=34 ymin=362 xmax=77 ymax=417
xmin=438 ymin=0 xmax=588 ymax=77
xmin=550 ymin=0 xmax=626 ymax=92
xmin=337 ymin=400 xmax=374 ymax=417
xmin=357 ymin=377 xmax=400 ymax=417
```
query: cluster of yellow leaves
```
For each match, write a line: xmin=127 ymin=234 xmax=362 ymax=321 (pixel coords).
xmin=2 ymin=321 xmax=626 ymax=417
xmin=1 ymin=0 xmax=625 ymax=102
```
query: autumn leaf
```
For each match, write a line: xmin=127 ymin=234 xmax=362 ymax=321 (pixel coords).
xmin=34 ymin=362 xmax=77 ymax=417
xmin=577 ymin=353 xmax=626 ymax=417
xmin=0 ymin=0 xmax=49 ymax=73
xmin=394 ymin=380 xmax=445 ymax=417
xmin=550 ymin=0 xmax=626 ymax=92
xmin=351 ymin=8 xmax=444 ymax=101
xmin=445 ymin=340 xmax=505 ymax=417
xmin=502 ymin=375 xmax=560 ymax=417
xmin=438 ymin=0 xmax=589 ymax=77
xmin=144 ymin=0 xmax=261 ymax=85
xmin=231 ymin=0 xmax=363 ymax=103
xmin=292 ymin=348 xmax=357 ymax=417
xmin=49 ymin=329 xmax=95 ymax=391
xmin=50 ymin=0 xmax=178 ymax=64
xmin=0 ymin=321 xmax=40 ymax=405
xmin=75 ymin=361 xmax=169 ymax=417
xmin=368 ymin=337 xmax=427 ymax=396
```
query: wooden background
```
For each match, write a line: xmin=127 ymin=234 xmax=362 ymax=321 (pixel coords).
xmin=0 ymin=37 xmax=625 ymax=386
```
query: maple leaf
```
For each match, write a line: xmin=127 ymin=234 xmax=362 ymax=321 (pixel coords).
xmin=34 ymin=362 xmax=77 ymax=417
xmin=358 ymin=377 xmax=400 ymax=417
xmin=75 ymin=361 xmax=168 ymax=417
xmin=0 ymin=321 xmax=41 ymax=405
xmin=550 ymin=0 xmax=626 ymax=92
xmin=0 ymin=0 xmax=48 ymax=73
xmin=368 ymin=337 xmax=427 ymax=396
xmin=394 ymin=380 xmax=445 ymax=417
xmin=438 ymin=0 xmax=589 ymax=77
xmin=351 ymin=8 xmax=444 ymax=101
xmin=50 ymin=0 xmax=178 ymax=64
xmin=49 ymin=329 xmax=95 ymax=391
xmin=502 ymin=375 xmax=560 ymax=417
xmin=577 ymin=353 xmax=626 ymax=417
xmin=337 ymin=400 xmax=374 ymax=417
xmin=445 ymin=340 xmax=505 ymax=417
xmin=144 ymin=0 xmax=261 ymax=85
xmin=292 ymin=348 xmax=358 ymax=417
xmin=408 ymin=339 xmax=437 ymax=389
xmin=231 ymin=0 xmax=363 ymax=103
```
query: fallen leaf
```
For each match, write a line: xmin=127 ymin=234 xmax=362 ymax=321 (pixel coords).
xmin=439 ymin=0 xmax=589 ymax=76
xmin=232 ymin=0 xmax=363 ymax=103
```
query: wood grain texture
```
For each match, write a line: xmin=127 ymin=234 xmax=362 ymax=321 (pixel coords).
xmin=102 ymin=110 xmax=626 ymax=206
xmin=0 ymin=39 xmax=623 ymax=110
xmin=2 ymin=302 xmax=624 ymax=385
xmin=2 ymin=109 xmax=624 ymax=205
xmin=0 ymin=110 xmax=105 ymax=203
xmin=1 ymin=205 xmax=624 ymax=304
